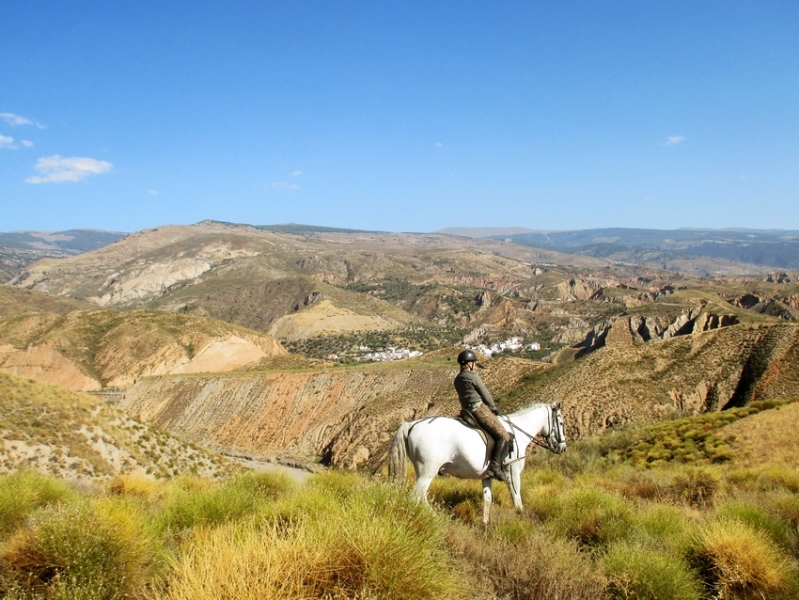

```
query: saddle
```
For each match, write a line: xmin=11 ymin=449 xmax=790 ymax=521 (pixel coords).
xmin=456 ymin=409 xmax=490 ymax=445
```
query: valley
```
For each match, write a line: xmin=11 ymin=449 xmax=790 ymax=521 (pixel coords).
xmin=1 ymin=221 xmax=798 ymax=473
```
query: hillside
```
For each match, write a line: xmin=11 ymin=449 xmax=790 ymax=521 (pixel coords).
xmin=0 ymin=372 xmax=234 ymax=481
xmin=117 ymin=321 xmax=799 ymax=472
xmin=0 ymin=309 xmax=285 ymax=391
xmin=0 ymin=285 xmax=96 ymax=319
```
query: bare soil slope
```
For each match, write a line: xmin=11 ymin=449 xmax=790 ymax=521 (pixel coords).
xmin=0 ymin=309 xmax=285 ymax=391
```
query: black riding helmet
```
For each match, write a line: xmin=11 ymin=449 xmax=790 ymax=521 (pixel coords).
xmin=457 ymin=349 xmax=477 ymax=365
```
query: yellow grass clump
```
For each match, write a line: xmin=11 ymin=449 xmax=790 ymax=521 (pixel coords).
xmin=689 ymin=518 xmax=796 ymax=599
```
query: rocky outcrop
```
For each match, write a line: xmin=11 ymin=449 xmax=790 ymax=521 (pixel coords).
xmin=569 ymin=308 xmax=739 ymax=358
xmin=763 ymin=272 xmax=792 ymax=284
xmin=730 ymin=293 xmax=762 ymax=309
xmin=553 ymin=277 xmax=610 ymax=301
xmin=782 ymin=294 xmax=799 ymax=310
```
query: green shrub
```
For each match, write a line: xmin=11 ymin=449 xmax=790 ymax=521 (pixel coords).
xmin=533 ymin=487 xmax=634 ymax=547
xmin=0 ymin=498 xmax=154 ymax=600
xmin=633 ymin=503 xmax=693 ymax=551
xmin=159 ymin=480 xmax=258 ymax=531
xmin=0 ymin=471 xmax=76 ymax=538
xmin=603 ymin=542 xmax=703 ymax=600
xmin=229 ymin=470 xmax=294 ymax=500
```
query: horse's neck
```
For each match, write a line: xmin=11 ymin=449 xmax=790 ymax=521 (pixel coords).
xmin=507 ymin=405 xmax=549 ymax=441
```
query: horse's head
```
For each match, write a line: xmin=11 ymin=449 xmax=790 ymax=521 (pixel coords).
xmin=547 ymin=401 xmax=567 ymax=454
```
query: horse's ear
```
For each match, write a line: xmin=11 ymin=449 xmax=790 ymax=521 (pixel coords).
xmin=552 ymin=401 xmax=561 ymax=410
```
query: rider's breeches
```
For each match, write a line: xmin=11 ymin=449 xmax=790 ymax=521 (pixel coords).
xmin=473 ymin=403 xmax=511 ymax=442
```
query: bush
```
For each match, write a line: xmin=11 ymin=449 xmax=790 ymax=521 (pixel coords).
xmin=603 ymin=542 xmax=703 ymax=600
xmin=1 ymin=498 xmax=154 ymax=600
xmin=158 ymin=478 xmax=260 ymax=531
xmin=668 ymin=467 xmax=722 ymax=508
xmin=229 ymin=470 xmax=293 ymax=500
xmin=688 ymin=518 xmax=796 ymax=599
xmin=532 ymin=487 xmax=634 ymax=547
xmin=107 ymin=473 xmax=164 ymax=504
xmin=0 ymin=471 xmax=76 ymax=538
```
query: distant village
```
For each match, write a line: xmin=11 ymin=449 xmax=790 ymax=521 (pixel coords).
xmin=350 ymin=336 xmax=541 ymax=363
xmin=463 ymin=337 xmax=541 ymax=358
xmin=356 ymin=346 xmax=424 ymax=362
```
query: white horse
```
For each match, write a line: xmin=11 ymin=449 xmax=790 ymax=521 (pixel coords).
xmin=388 ymin=401 xmax=566 ymax=524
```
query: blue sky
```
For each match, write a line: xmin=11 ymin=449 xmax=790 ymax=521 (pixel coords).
xmin=2 ymin=1 xmax=797 ymax=233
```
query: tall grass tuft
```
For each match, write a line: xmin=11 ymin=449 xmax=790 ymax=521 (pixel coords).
xmin=153 ymin=481 xmax=461 ymax=600
xmin=688 ymin=518 xmax=796 ymax=599
xmin=603 ymin=542 xmax=703 ymax=600
xmin=531 ymin=486 xmax=634 ymax=547
xmin=446 ymin=521 xmax=606 ymax=600
xmin=0 ymin=471 xmax=76 ymax=538
xmin=1 ymin=498 xmax=155 ymax=600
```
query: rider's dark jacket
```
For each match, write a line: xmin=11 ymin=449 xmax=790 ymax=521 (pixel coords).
xmin=454 ymin=369 xmax=499 ymax=412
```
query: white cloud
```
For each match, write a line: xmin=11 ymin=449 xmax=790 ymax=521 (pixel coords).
xmin=436 ymin=142 xmax=443 ymax=147
xmin=0 ymin=135 xmax=15 ymax=149
xmin=644 ymin=196 xmax=655 ymax=203
xmin=21 ymin=139 xmax=33 ymax=147
xmin=271 ymin=181 xmax=300 ymax=191
xmin=291 ymin=170 xmax=302 ymax=176
xmin=662 ymin=135 xmax=686 ymax=146
xmin=149 ymin=189 xmax=159 ymax=195
xmin=0 ymin=112 xmax=43 ymax=128
xmin=0 ymin=113 xmax=33 ymax=126
xmin=25 ymin=155 xmax=113 ymax=184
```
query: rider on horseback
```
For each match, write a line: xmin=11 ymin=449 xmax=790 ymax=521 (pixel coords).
xmin=454 ymin=350 xmax=512 ymax=482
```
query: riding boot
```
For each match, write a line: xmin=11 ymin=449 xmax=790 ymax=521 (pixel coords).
xmin=487 ymin=438 xmax=510 ymax=481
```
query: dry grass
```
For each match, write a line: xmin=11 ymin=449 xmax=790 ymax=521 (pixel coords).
xmin=725 ymin=401 xmax=799 ymax=466
xmin=688 ymin=518 xmax=797 ymax=599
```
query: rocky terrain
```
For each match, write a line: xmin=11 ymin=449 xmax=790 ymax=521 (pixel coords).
xmin=0 ymin=372 xmax=235 ymax=481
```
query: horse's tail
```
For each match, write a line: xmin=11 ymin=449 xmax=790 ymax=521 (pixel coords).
xmin=388 ymin=421 xmax=412 ymax=484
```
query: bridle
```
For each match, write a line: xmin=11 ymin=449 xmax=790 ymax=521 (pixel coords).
xmin=502 ymin=403 xmax=566 ymax=466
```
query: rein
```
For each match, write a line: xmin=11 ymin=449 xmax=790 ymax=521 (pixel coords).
xmin=500 ymin=407 xmax=556 ymax=465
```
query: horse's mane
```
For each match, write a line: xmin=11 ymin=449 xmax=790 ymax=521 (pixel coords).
xmin=507 ymin=402 xmax=548 ymax=418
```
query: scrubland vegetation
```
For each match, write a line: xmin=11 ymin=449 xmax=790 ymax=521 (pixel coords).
xmin=2 ymin=402 xmax=799 ymax=599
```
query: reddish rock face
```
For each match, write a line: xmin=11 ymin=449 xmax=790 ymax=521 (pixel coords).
xmin=782 ymin=294 xmax=799 ymax=310
xmin=731 ymin=293 xmax=762 ymax=309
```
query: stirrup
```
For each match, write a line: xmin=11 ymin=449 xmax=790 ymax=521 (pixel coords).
xmin=488 ymin=463 xmax=507 ymax=482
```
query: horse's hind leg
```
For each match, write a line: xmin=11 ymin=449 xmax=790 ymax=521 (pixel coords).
xmin=412 ymin=473 xmax=436 ymax=504
xmin=482 ymin=479 xmax=493 ymax=525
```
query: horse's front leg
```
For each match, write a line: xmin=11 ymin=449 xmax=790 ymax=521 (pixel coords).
xmin=508 ymin=463 xmax=524 ymax=512
xmin=482 ymin=478 xmax=493 ymax=525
